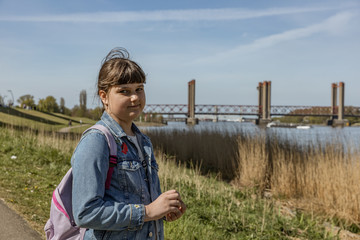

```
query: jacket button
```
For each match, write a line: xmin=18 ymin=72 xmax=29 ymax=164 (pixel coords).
xmin=149 ymin=232 xmax=153 ymax=237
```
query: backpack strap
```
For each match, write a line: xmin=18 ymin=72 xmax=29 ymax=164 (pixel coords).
xmin=84 ymin=124 xmax=118 ymax=189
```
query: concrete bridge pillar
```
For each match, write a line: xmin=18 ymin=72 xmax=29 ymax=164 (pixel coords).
xmin=331 ymin=83 xmax=338 ymax=119
xmin=186 ymin=79 xmax=198 ymax=125
xmin=267 ymin=81 xmax=271 ymax=120
xmin=332 ymin=82 xmax=349 ymax=127
xmin=213 ymin=105 xmax=219 ymax=122
xmin=262 ymin=82 xmax=267 ymax=119
xmin=338 ymin=82 xmax=344 ymax=121
xmin=257 ymin=82 xmax=263 ymax=118
xmin=257 ymin=81 xmax=271 ymax=125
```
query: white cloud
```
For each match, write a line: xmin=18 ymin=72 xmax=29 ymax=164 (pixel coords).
xmin=0 ymin=6 xmax=347 ymax=23
xmin=193 ymin=11 xmax=355 ymax=63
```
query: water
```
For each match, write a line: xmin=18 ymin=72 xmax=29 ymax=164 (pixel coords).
xmin=141 ymin=121 xmax=360 ymax=149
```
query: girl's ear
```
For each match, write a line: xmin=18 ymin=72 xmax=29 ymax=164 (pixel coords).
xmin=99 ymin=90 xmax=108 ymax=106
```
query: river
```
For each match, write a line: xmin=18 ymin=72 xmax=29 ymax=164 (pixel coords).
xmin=141 ymin=121 xmax=360 ymax=149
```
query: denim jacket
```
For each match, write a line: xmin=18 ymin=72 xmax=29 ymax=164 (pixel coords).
xmin=71 ymin=111 xmax=164 ymax=240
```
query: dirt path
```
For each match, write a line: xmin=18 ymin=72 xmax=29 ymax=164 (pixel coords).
xmin=0 ymin=199 xmax=43 ymax=240
xmin=58 ymin=124 xmax=90 ymax=133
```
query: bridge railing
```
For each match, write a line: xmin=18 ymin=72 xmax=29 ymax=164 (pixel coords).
xmin=143 ymin=104 xmax=360 ymax=117
xmin=143 ymin=104 xmax=188 ymax=115
xmin=195 ymin=105 xmax=259 ymax=115
xmin=271 ymin=106 xmax=360 ymax=117
xmin=344 ymin=106 xmax=360 ymax=117
xmin=271 ymin=106 xmax=333 ymax=116
xmin=143 ymin=104 xmax=259 ymax=116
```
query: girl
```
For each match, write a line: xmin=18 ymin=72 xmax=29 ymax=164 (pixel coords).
xmin=71 ymin=48 xmax=186 ymax=239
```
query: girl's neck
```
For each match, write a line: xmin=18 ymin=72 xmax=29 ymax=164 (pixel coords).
xmin=120 ymin=121 xmax=135 ymax=136
xmin=107 ymin=111 xmax=135 ymax=136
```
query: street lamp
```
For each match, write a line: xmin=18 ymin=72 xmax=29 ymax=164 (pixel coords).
xmin=7 ymin=90 xmax=14 ymax=107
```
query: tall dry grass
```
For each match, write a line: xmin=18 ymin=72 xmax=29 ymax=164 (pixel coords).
xmin=145 ymin=128 xmax=240 ymax=180
xmin=3 ymin=125 xmax=80 ymax=154
xmin=234 ymin=132 xmax=360 ymax=226
xmin=146 ymin=126 xmax=360 ymax=226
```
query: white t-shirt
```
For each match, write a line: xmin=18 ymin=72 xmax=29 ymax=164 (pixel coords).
xmin=128 ymin=135 xmax=145 ymax=163
xmin=128 ymin=135 xmax=148 ymax=183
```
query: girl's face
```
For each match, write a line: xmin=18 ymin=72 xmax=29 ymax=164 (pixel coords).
xmin=100 ymin=83 xmax=146 ymax=126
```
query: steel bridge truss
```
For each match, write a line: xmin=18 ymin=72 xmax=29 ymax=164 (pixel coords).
xmin=143 ymin=104 xmax=360 ymax=117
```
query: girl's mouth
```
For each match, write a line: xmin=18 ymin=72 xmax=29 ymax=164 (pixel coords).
xmin=128 ymin=104 xmax=140 ymax=109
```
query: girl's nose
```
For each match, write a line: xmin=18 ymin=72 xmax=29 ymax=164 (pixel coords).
xmin=130 ymin=93 xmax=139 ymax=101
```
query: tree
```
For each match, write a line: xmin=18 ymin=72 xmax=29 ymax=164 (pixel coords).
xmin=88 ymin=107 xmax=103 ymax=120
xmin=0 ymin=95 xmax=4 ymax=106
xmin=17 ymin=94 xmax=35 ymax=109
xmin=80 ymin=90 xmax=87 ymax=112
xmin=60 ymin=97 xmax=66 ymax=114
xmin=37 ymin=96 xmax=60 ymax=112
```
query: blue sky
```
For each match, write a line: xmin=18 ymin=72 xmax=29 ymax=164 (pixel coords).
xmin=0 ymin=0 xmax=359 ymax=109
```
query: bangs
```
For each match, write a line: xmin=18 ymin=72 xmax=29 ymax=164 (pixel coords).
xmin=114 ymin=62 xmax=146 ymax=85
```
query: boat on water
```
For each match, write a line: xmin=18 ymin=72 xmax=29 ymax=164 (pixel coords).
xmin=266 ymin=121 xmax=312 ymax=129
xmin=296 ymin=125 xmax=312 ymax=129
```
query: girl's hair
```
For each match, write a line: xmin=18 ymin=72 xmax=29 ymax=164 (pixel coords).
xmin=97 ymin=47 xmax=146 ymax=96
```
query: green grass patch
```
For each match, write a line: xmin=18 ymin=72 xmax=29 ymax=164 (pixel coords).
xmin=0 ymin=106 xmax=96 ymax=132
xmin=0 ymin=127 xmax=338 ymax=239
xmin=158 ymin=156 xmax=336 ymax=239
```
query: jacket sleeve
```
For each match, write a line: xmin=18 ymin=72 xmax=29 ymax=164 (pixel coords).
xmin=71 ymin=131 xmax=145 ymax=231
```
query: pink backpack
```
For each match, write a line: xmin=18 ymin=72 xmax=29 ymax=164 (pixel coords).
xmin=44 ymin=125 xmax=117 ymax=240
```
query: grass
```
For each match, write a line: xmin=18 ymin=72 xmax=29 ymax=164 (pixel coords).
xmin=146 ymin=128 xmax=240 ymax=181
xmin=234 ymin=132 xmax=360 ymax=229
xmin=0 ymin=126 xmax=336 ymax=239
xmin=0 ymin=106 xmax=162 ymax=134
xmin=158 ymin=153 xmax=335 ymax=239
xmin=0 ymin=106 xmax=97 ymax=132
xmin=145 ymin=126 xmax=360 ymax=235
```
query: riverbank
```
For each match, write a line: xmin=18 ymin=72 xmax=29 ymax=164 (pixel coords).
xmin=0 ymin=126 xmax=342 ymax=239
xmin=145 ymin=122 xmax=360 ymax=234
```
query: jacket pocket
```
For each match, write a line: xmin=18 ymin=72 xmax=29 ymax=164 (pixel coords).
xmin=117 ymin=160 xmax=143 ymax=197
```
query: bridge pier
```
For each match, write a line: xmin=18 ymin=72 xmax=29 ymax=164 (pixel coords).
xmin=187 ymin=79 xmax=199 ymax=125
xmin=330 ymin=83 xmax=337 ymax=121
xmin=256 ymin=81 xmax=272 ymax=125
xmin=332 ymin=82 xmax=349 ymax=127
xmin=213 ymin=106 xmax=219 ymax=122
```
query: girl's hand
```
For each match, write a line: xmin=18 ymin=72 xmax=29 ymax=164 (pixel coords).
xmin=165 ymin=199 xmax=186 ymax=222
xmin=144 ymin=190 xmax=186 ymax=222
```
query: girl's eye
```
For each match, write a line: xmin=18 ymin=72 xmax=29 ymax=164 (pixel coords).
xmin=118 ymin=90 xmax=129 ymax=94
xmin=136 ymin=87 xmax=144 ymax=92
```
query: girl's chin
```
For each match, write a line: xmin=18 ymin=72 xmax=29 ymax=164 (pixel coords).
xmin=128 ymin=111 xmax=142 ymax=119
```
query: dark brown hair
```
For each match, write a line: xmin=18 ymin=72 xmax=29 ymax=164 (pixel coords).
xmin=97 ymin=47 xmax=146 ymax=96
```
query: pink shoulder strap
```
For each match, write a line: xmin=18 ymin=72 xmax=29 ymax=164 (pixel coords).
xmin=84 ymin=125 xmax=117 ymax=189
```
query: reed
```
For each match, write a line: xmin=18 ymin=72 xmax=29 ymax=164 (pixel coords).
xmin=145 ymin=126 xmax=360 ymax=228
xmin=235 ymin=131 xmax=360 ymax=228
xmin=0 ymin=126 xmax=333 ymax=239
xmin=145 ymin=128 xmax=239 ymax=180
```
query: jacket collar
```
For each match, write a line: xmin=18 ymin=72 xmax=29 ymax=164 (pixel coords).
xmin=100 ymin=111 xmax=142 ymax=140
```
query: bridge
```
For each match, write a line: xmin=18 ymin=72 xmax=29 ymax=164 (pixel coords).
xmin=142 ymin=80 xmax=360 ymax=126
xmin=143 ymin=104 xmax=360 ymax=117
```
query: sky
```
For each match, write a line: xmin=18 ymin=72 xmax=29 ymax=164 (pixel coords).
xmin=0 ymin=0 xmax=359 ymax=109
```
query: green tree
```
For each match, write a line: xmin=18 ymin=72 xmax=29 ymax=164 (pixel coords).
xmin=0 ymin=95 xmax=4 ymax=106
xmin=37 ymin=96 xmax=60 ymax=112
xmin=88 ymin=107 xmax=103 ymax=120
xmin=17 ymin=94 xmax=35 ymax=109
xmin=80 ymin=90 xmax=87 ymax=113
xmin=71 ymin=105 xmax=82 ymax=117
xmin=60 ymin=97 xmax=65 ymax=114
